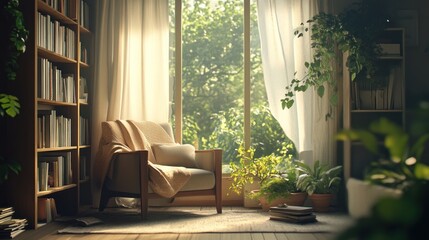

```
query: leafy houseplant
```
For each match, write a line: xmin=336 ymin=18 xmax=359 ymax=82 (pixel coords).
xmin=229 ymin=143 xmax=304 ymax=210
xmin=281 ymin=0 xmax=388 ymax=110
xmin=334 ymin=103 xmax=429 ymax=239
xmin=295 ymin=160 xmax=342 ymax=211
xmin=229 ymin=144 xmax=283 ymax=195
xmin=0 ymin=0 xmax=28 ymax=184
xmin=254 ymin=162 xmax=307 ymax=210
xmin=335 ymin=181 xmax=429 ymax=240
xmin=296 ymin=160 xmax=342 ymax=195
xmin=337 ymin=115 xmax=429 ymax=191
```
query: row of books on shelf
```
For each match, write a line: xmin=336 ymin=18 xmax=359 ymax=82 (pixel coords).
xmin=80 ymin=0 xmax=90 ymax=30
xmin=37 ymin=198 xmax=58 ymax=223
xmin=37 ymin=110 xmax=72 ymax=148
xmin=80 ymin=42 xmax=89 ymax=64
xmin=269 ymin=205 xmax=317 ymax=224
xmin=80 ymin=116 xmax=90 ymax=145
xmin=41 ymin=0 xmax=75 ymax=19
xmin=352 ymin=66 xmax=402 ymax=110
xmin=38 ymin=58 xmax=76 ymax=103
xmin=38 ymin=152 xmax=73 ymax=191
xmin=79 ymin=77 xmax=89 ymax=103
xmin=0 ymin=207 xmax=27 ymax=239
xmin=37 ymin=12 xmax=76 ymax=59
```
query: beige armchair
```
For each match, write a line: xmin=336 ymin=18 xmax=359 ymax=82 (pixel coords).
xmin=95 ymin=120 xmax=222 ymax=219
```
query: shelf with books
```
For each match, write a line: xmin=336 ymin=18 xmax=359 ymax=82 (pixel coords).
xmin=76 ymin=0 xmax=93 ymax=211
xmin=342 ymin=28 xmax=405 ymax=181
xmin=1 ymin=0 xmax=94 ymax=229
xmin=38 ymin=0 xmax=77 ymax=25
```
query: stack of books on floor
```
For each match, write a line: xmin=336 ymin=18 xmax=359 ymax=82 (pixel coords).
xmin=269 ymin=204 xmax=317 ymax=223
xmin=0 ymin=207 xmax=27 ymax=239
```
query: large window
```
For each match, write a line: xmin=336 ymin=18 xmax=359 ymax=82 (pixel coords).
xmin=169 ymin=0 xmax=292 ymax=169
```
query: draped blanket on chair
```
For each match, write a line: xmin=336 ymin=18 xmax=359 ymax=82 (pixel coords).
xmin=93 ymin=120 xmax=191 ymax=206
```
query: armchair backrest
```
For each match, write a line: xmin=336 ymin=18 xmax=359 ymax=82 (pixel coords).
xmin=131 ymin=121 xmax=175 ymax=145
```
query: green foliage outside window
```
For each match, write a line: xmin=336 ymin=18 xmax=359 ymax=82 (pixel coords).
xmin=170 ymin=0 xmax=294 ymax=166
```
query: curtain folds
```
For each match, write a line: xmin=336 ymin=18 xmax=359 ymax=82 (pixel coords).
xmin=257 ymin=0 xmax=337 ymax=166
xmin=91 ymin=0 xmax=169 ymax=206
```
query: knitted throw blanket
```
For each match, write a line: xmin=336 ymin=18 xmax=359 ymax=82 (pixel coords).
xmin=94 ymin=120 xmax=191 ymax=204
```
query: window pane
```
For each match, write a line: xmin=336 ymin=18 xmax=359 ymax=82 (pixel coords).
xmin=181 ymin=0 xmax=244 ymax=167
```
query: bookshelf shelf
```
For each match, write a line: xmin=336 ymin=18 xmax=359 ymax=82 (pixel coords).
xmin=342 ymin=28 xmax=405 ymax=181
xmin=79 ymin=25 xmax=91 ymax=34
xmin=37 ymin=184 xmax=77 ymax=197
xmin=79 ymin=62 xmax=89 ymax=68
xmin=38 ymin=47 xmax=77 ymax=63
xmin=37 ymin=147 xmax=78 ymax=153
xmin=37 ymin=99 xmax=77 ymax=106
xmin=2 ymin=0 xmax=94 ymax=229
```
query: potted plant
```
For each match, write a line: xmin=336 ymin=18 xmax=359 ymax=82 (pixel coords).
xmin=337 ymin=105 xmax=429 ymax=217
xmin=229 ymin=144 xmax=282 ymax=197
xmin=281 ymin=0 xmax=388 ymax=110
xmin=295 ymin=160 xmax=342 ymax=212
xmin=0 ymin=0 xmax=28 ymax=185
xmin=229 ymin=143 xmax=305 ymax=210
xmin=254 ymin=167 xmax=307 ymax=211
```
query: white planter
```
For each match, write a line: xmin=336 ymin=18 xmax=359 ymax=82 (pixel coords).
xmin=347 ymin=178 xmax=402 ymax=218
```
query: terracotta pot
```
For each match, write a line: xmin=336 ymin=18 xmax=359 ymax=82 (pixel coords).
xmin=255 ymin=191 xmax=308 ymax=211
xmin=284 ymin=192 xmax=308 ymax=206
xmin=309 ymin=193 xmax=333 ymax=212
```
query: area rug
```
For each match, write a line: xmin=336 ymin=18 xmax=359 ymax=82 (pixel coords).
xmin=58 ymin=207 xmax=353 ymax=234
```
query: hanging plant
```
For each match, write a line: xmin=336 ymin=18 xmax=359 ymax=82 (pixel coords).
xmin=0 ymin=0 xmax=28 ymax=183
xmin=281 ymin=0 xmax=388 ymax=110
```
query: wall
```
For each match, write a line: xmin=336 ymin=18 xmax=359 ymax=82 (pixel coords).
xmin=389 ymin=0 xmax=429 ymax=107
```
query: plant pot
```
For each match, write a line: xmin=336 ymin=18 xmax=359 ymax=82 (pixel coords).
xmin=309 ymin=193 xmax=333 ymax=212
xmin=284 ymin=192 xmax=307 ymax=206
xmin=254 ymin=191 xmax=308 ymax=211
xmin=347 ymin=178 xmax=402 ymax=218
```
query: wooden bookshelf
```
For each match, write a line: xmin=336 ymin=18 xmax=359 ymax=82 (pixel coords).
xmin=342 ymin=28 xmax=405 ymax=181
xmin=1 ymin=0 xmax=94 ymax=229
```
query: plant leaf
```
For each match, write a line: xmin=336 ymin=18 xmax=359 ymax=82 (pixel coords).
xmin=414 ymin=163 xmax=429 ymax=180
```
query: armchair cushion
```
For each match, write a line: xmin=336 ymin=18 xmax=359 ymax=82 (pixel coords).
xmin=152 ymin=143 xmax=198 ymax=168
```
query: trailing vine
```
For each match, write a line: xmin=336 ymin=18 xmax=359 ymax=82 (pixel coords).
xmin=0 ymin=0 xmax=28 ymax=183
xmin=0 ymin=0 xmax=28 ymax=118
xmin=281 ymin=0 xmax=388 ymax=110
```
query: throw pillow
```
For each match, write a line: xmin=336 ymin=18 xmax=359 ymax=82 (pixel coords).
xmin=152 ymin=143 xmax=198 ymax=168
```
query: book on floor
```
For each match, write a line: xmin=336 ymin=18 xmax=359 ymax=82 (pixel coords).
xmin=0 ymin=218 xmax=27 ymax=239
xmin=269 ymin=205 xmax=313 ymax=216
xmin=269 ymin=215 xmax=317 ymax=224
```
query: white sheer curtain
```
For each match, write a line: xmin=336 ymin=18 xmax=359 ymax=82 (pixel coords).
xmin=257 ymin=0 xmax=337 ymax=166
xmin=91 ymin=0 xmax=169 ymax=206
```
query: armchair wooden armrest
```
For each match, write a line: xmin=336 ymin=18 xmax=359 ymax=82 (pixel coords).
xmin=195 ymin=149 xmax=223 ymax=213
xmin=99 ymin=150 xmax=149 ymax=219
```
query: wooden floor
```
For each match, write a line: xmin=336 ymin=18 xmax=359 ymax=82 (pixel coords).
xmin=14 ymin=207 xmax=338 ymax=240
xmin=14 ymin=220 xmax=336 ymax=240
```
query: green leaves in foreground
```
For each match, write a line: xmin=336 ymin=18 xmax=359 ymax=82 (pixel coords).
xmin=0 ymin=156 xmax=21 ymax=184
xmin=337 ymin=117 xmax=429 ymax=190
xmin=0 ymin=94 xmax=20 ymax=117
